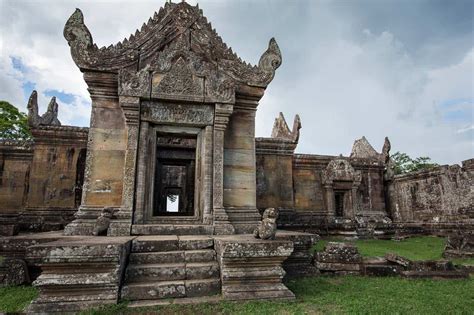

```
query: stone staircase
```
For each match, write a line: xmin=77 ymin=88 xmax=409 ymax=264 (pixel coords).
xmin=121 ymin=235 xmax=221 ymax=306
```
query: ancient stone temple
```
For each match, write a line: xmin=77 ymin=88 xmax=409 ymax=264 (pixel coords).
xmin=0 ymin=1 xmax=472 ymax=312
xmin=62 ymin=2 xmax=283 ymax=237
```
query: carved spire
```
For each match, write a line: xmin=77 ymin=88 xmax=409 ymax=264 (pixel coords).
xmin=350 ymin=136 xmax=379 ymax=159
xmin=271 ymin=112 xmax=301 ymax=143
xmin=27 ymin=90 xmax=61 ymax=127
xmin=381 ymin=136 xmax=391 ymax=164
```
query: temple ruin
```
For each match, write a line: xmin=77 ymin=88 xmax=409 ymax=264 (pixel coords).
xmin=0 ymin=1 xmax=472 ymax=312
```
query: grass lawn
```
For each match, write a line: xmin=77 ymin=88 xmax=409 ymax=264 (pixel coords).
xmin=3 ymin=236 xmax=474 ymax=314
xmin=313 ymin=236 xmax=474 ymax=265
xmin=0 ymin=285 xmax=38 ymax=313
xmin=80 ymin=276 xmax=474 ymax=315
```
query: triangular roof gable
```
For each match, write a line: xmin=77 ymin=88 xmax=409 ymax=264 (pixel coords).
xmin=64 ymin=2 xmax=281 ymax=91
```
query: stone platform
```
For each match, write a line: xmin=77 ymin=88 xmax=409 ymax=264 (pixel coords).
xmin=26 ymin=236 xmax=133 ymax=313
xmin=0 ymin=229 xmax=317 ymax=312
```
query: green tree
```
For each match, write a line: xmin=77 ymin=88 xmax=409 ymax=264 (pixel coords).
xmin=0 ymin=100 xmax=32 ymax=142
xmin=391 ymin=151 xmax=439 ymax=175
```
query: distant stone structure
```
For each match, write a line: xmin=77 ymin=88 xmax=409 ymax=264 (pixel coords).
xmin=0 ymin=1 xmax=472 ymax=312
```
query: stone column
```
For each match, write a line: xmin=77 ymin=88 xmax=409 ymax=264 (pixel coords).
xmin=349 ymin=186 xmax=358 ymax=218
xmin=325 ymin=184 xmax=335 ymax=217
xmin=213 ymin=104 xmax=235 ymax=235
xmin=108 ymin=96 xmax=140 ymax=236
xmin=202 ymin=126 xmax=213 ymax=225
xmin=222 ymin=91 xmax=262 ymax=233
xmin=65 ymin=72 xmax=126 ymax=236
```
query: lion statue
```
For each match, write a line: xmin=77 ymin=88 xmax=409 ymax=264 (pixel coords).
xmin=253 ymin=208 xmax=279 ymax=240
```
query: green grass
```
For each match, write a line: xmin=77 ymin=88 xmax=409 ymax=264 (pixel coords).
xmin=313 ymin=236 xmax=474 ymax=265
xmin=83 ymin=276 xmax=474 ymax=315
xmin=0 ymin=285 xmax=38 ymax=313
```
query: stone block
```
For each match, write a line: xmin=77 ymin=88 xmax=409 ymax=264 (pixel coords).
xmin=0 ymin=258 xmax=30 ymax=286
xmin=186 ymin=262 xmax=220 ymax=280
xmin=178 ymin=236 xmax=213 ymax=250
xmin=132 ymin=236 xmax=179 ymax=252
xmin=214 ymin=235 xmax=295 ymax=301
xmin=126 ymin=263 xmax=185 ymax=282
xmin=185 ymin=249 xmax=216 ymax=263
xmin=129 ymin=251 xmax=185 ymax=264
xmin=122 ymin=281 xmax=186 ymax=300
xmin=185 ymin=279 xmax=221 ymax=298
xmin=26 ymin=236 xmax=132 ymax=313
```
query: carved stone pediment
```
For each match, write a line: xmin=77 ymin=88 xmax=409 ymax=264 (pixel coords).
xmin=152 ymin=57 xmax=204 ymax=101
xmin=322 ymin=158 xmax=361 ymax=185
xmin=65 ymin=2 xmax=282 ymax=102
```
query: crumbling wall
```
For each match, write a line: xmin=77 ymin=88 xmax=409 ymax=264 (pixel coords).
xmin=388 ymin=159 xmax=474 ymax=223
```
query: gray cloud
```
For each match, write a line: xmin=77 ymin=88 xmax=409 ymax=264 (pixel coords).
xmin=0 ymin=0 xmax=472 ymax=164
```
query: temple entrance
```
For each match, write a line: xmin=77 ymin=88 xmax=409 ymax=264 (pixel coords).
xmin=334 ymin=191 xmax=345 ymax=217
xmin=153 ymin=133 xmax=196 ymax=217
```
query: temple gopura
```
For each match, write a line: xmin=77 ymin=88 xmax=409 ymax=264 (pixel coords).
xmin=0 ymin=2 xmax=472 ymax=312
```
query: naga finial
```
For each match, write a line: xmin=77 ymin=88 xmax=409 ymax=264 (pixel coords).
xmin=26 ymin=90 xmax=61 ymax=127
xmin=256 ymin=38 xmax=282 ymax=86
xmin=64 ymin=8 xmax=95 ymax=68
xmin=271 ymin=112 xmax=301 ymax=143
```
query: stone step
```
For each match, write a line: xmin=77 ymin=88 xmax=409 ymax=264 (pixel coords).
xmin=122 ymin=279 xmax=221 ymax=301
xmin=185 ymin=249 xmax=217 ymax=263
xmin=130 ymin=251 xmax=185 ymax=264
xmin=129 ymin=249 xmax=216 ymax=264
xmin=126 ymin=263 xmax=186 ymax=282
xmin=122 ymin=281 xmax=186 ymax=301
xmin=126 ymin=262 xmax=220 ymax=283
xmin=128 ymin=295 xmax=222 ymax=308
xmin=186 ymin=262 xmax=220 ymax=280
xmin=132 ymin=224 xmax=213 ymax=236
xmin=131 ymin=236 xmax=214 ymax=253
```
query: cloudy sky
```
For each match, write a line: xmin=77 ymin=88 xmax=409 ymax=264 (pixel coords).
xmin=1 ymin=0 xmax=472 ymax=164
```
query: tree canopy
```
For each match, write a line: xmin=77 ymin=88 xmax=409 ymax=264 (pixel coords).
xmin=391 ymin=151 xmax=439 ymax=175
xmin=0 ymin=101 xmax=32 ymax=142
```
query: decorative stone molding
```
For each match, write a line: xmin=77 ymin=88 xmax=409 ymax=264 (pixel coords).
xmin=64 ymin=3 xmax=281 ymax=89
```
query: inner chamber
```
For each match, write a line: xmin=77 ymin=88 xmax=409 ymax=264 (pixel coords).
xmin=153 ymin=133 xmax=196 ymax=217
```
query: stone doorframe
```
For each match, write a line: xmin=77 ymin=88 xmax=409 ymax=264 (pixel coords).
xmin=109 ymin=97 xmax=236 ymax=235
xmin=134 ymin=124 xmax=209 ymax=225
xmin=322 ymin=157 xmax=362 ymax=219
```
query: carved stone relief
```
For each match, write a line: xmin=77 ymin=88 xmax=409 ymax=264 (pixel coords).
xmin=141 ymin=101 xmax=214 ymax=126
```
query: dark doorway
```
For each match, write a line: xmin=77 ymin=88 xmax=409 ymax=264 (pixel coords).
xmin=74 ymin=148 xmax=87 ymax=208
xmin=153 ymin=133 xmax=196 ymax=216
xmin=334 ymin=191 xmax=345 ymax=217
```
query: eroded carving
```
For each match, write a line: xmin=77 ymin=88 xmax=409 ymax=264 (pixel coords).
xmin=271 ymin=112 xmax=301 ymax=142
xmin=141 ymin=102 xmax=214 ymax=126
xmin=253 ymin=208 xmax=279 ymax=240
xmin=27 ymin=90 xmax=61 ymax=127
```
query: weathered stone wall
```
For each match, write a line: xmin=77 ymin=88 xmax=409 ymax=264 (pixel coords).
xmin=256 ymin=149 xmax=388 ymax=231
xmin=22 ymin=126 xmax=88 ymax=231
xmin=388 ymin=159 xmax=474 ymax=223
xmin=0 ymin=141 xmax=33 ymax=235
xmin=0 ymin=126 xmax=88 ymax=234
